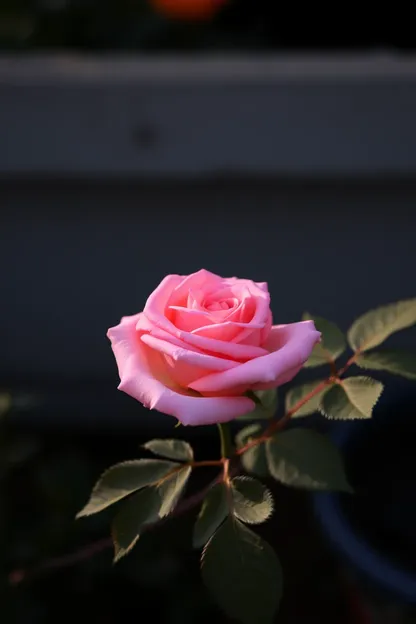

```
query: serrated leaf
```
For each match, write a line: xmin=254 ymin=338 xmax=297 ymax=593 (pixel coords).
xmin=285 ymin=380 xmax=330 ymax=417
xmin=236 ymin=424 xmax=269 ymax=477
xmin=319 ymin=377 xmax=383 ymax=420
xmin=348 ymin=298 xmax=416 ymax=352
xmin=266 ymin=429 xmax=352 ymax=492
xmin=112 ymin=487 xmax=162 ymax=562
xmin=356 ymin=349 xmax=416 ymax=380
xmin=143 ymin=438 xmax=193 ymax=462
xmin=201 ymin=517 xmax=282 ymax=624
xmin=193 ymin=483 xmax=229 ymax=548
xmin=302 ymin=312 xmax=346 ymax=366
xmin=241 ymin=446 xmax=269 ymax=478
xmin=157 ymin=465 xmax=192 ymax=517
xmin=240 ymin=389 xmax=278 ymax=420
xmin=76 ymin=459 xmax=178 ymax=517
xmin=231 ymin=477 xmax=273 ymax=525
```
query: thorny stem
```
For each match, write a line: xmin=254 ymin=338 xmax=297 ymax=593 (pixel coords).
xmin=222 ymin=458 xmax=231 ymax=484
xmin=236 ymin=352 xmax=358 ymax=456
xmin=10 ymin=352 xmax=359 ymax=584
xmin=235 ymin=378 xmax=331 ymax=455
xmin=9 ymin=471 xmax=224 ymax=587
xmin=190 ymin=460 xmax=223 ymax=468
xmin=216 ymin=423 xmax=233 ymax=486
xmin=337 ymin=350 xmax=360 ymax=377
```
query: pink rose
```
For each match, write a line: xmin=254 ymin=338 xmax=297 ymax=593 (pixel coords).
xmin=107 ymin=270 xmax=320 ymax=426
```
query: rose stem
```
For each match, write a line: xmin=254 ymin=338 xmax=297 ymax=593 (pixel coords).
xmin=217 ymin=422 xmax=233 ymax=459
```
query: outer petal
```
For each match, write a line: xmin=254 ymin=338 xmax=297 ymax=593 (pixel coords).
xmin=191 ymin=319 xmax=264 ymax=341
xmin=142 ymin=273 xmax=184 ymax=333
xmin=137 ymin=316 xmax=268 ymax=361
xmin=107 ymin=314 xmax=255 ymax=425
xmin=189 ymin=321 xmax=320 ymax=393
xmin=140 ymin=333 xmax=239 ymax=387
xmin=140 ymin=334 xmax=238 ymax=372
xmin=153 ymin=325 xmax=269 ymax=361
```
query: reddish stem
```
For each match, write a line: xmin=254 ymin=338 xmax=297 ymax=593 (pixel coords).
xmin=10 ymin=350 xmax=360 ymax=585
xmin=236 ymin=378 xmax=331 ymax=456
xmin=191 ymin=459 xmax=224 ymax=468
xmin=237 ymin=351 xmax=359 ymax=456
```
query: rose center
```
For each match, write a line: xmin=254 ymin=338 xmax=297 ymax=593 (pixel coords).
xmin=203 ymin=297 xmax=237 ymax=312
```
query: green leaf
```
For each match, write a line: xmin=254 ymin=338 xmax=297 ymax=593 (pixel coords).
xmin=236 ymin=424 xmax=262 ymax=448
xmin=76 ymin=459 xmax=178 ymax=517
xmin=193 ymin=483 xmax=229 ymax=548
xmin=157 ymin=465 xmax=192 ymax=517
xmin=356 ymin=349 xmax=416 ymax=380
xmin=285 ymin=380 xmax=330 ymax=417
xmin=319 ymin=377 xmax=383 ymax=420
xmin=112 ymin=487 xmax=162 ymax=562
xmin=302 ymin=312 xmax=346 ymax=366
xmin=143 ymin=438 xmax=193 ymax=462
xmin=240 ymin=389 xmax=278 ymax=420
xmin=201 ymin=517 xmax=282 ymax=624
xmin=231 ymin=477 xmax=273 ymax=525
xmin=266 ymin=429 xmax=352 ymax=492
xmin=236 ymin=424 xmax=269 ymax=477
xmin=348 ymin=298 xmax=416 ymax=352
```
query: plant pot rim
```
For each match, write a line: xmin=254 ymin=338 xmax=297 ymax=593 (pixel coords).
xmin=313 ymin=419 xmax=416 ymax=604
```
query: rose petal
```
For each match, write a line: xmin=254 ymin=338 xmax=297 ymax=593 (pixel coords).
xmin=167 ymin=269 xmax=223 ymax=308
xmin=107 ymin=314 xmax=254 ymax=425
xmin=136 ymin=319 xmax=202 ymax=354
xmin=255 ymin=281 xmax=269 ymax=292
xmin=168 ymin=306 xmax=215 ymax=332
xmin=140 ymin=333 xmax=239 ymax=386
xmin=153 ymin=325 xmax=269 ymax=361
xmin=169 ymin=286 xmax=250 ymax=330
xmin=189 ymin=321 xmax=320 ymax=393
xmin=191 ymin=320 xmax=265 ymax=341
xmin=187 ymin=289 xmax=204 ymax=309
xmin=260 ymin=309 xmax=273 ymax=344
xmin=141 ymin=334 xmax=238 ymax=372
xmin=181 ymin=333 xmax=269 ymax=360
xmin=234 ymin=287 xmax=271 ymax=344
xmin=226 ymin=277 xmax=268 ymax=293
xmin=251 ymin=363 xmax=302 ymax=390
xmin=142 ymin=271 xmax=272 ymax=350
xmin=143 ymin=274 xmax=184 ymax=333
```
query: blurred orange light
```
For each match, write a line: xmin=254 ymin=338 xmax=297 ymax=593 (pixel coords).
xmin=149 ymin=0 xmax=228 ymax=21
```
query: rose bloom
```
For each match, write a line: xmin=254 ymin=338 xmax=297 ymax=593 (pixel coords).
xmin=107 ymin=270 xmax=320 ymax=426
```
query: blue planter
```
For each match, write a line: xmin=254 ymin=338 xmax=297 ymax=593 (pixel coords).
xmin=313 ymin=384 xmax=416 ymax=606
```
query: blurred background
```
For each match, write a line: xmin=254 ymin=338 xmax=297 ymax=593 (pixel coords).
xmin=1 ymin=1 xmax=416 ymax=622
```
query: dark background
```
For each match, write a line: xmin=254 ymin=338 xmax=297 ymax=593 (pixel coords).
xmin=1 ymin=2 xmax=416 ymax=622
xmin=0 ymin=0 xmax=415 ymax=52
